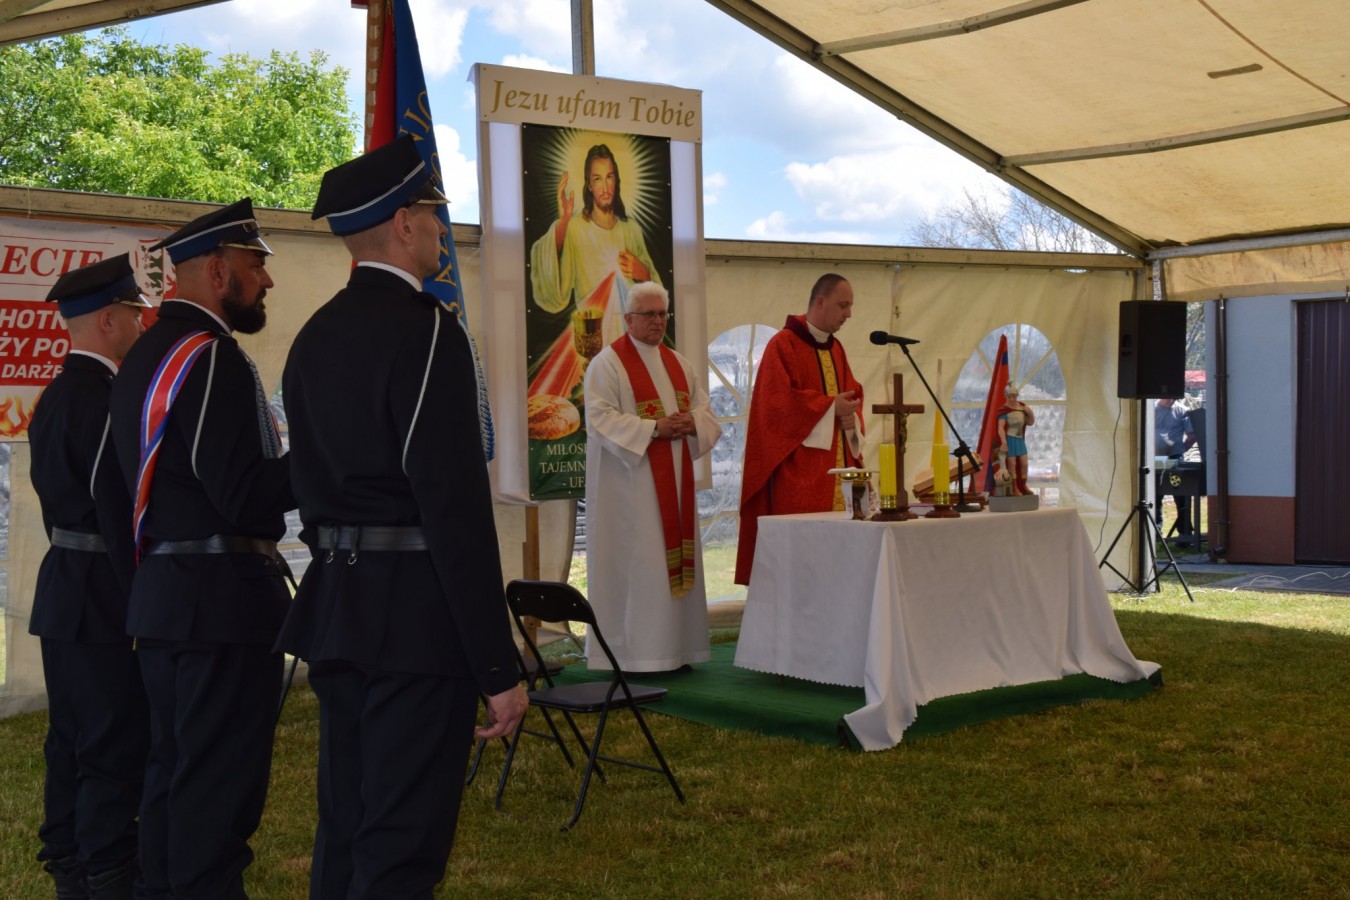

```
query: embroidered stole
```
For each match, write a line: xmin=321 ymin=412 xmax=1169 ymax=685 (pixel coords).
xmin=133 ymin=330 xmax=218 ymax=560
xmin=612 ymin=334 xmax=696 ymax=599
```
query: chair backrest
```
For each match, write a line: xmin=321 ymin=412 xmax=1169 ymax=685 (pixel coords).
xmin=506 ymin=579 xmax=597 ymax=626
xmin=505 ymin=580 xmax=623 ymax=675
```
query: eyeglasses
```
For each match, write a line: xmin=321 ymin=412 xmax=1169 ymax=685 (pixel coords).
xmin=628 ymin=311 xmax=673 ymax=321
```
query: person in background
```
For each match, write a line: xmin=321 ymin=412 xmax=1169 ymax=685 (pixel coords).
xmin=280 ymin=135 xmax=526 ymax=897
xmin=108 ymin=199 xmax=294 ymax=899
xmin=29 ymin=254 xmax=150 ymax=899
xmin=583 ymin=281 xmax=721 ymax=672
xmin=1154 ymin=396 xmax=1197 ymax=537
xmin=736 ymin=273 xmax=863 ymax=585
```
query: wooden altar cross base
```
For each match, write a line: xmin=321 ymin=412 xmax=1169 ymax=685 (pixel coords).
xmin=870 ymin=373 xmax=923 ymax=521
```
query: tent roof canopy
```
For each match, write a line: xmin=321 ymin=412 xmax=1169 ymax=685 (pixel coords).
xmin=0 ymin=0 xmax=225 ymax=46
xmin=6 ymin=0 xmax=1350 ymax=290
xmin=705 ymin=0 xmax=1350 ymax=260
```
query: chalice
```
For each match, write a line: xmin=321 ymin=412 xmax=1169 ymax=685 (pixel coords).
xmin=828 ymin=467 xmax=876 ymax=521
xmin=571 ymin=307 xmax=604 ymax=365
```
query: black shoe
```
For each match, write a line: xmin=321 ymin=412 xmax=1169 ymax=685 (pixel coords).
xmin=86 ymin=858 xmax=137 ymax=900
xmin=44 ymin=856 xmax=88 ymax=900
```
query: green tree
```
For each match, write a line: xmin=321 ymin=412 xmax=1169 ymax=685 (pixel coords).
xmin=0 ymin=28 xmax=358 ymax=209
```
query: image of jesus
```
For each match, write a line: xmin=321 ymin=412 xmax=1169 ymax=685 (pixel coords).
xmin=528 ymin=143 xmax=663 ymax=347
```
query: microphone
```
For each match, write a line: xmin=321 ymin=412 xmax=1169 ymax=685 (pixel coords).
xmin=869 ymin=330 xmax=921 ymax=347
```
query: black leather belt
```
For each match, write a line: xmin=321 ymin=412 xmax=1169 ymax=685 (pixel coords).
xmin=145 ymin=535 xmax=280 ymax=558
xmin=315 ymin=525 xmax=428 ymax=552
xmin=50 ymin=527 xmax=107 ymax=552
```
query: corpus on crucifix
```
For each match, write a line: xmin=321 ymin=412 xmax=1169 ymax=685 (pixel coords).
xmin=871 ymin=373 xmax=923 ymax=521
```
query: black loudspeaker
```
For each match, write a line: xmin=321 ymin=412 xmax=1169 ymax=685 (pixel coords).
xmin=1117 ymin=301 xmax=1186 ymax=398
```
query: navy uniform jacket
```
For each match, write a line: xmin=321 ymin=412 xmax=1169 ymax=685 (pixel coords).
xmin=107 ymin=300 xmax=293 ymax=645
xmin=28 ymin=353 xmax=136 ymax=642
xmin=277 ymin=266 xmax=517 ymax=696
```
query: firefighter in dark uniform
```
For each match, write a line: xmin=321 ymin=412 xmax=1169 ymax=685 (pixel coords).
xmin=107 ymin=200 xmax=294 ymax=900
xmin=29 ymin=255 xmax=151 ymax=900
xmin=279 ymin=135 xmax=527 ymax=898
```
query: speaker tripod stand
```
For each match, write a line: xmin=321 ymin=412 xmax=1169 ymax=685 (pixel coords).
xmin=1099 ymin=399 xmax=1194 ymax=602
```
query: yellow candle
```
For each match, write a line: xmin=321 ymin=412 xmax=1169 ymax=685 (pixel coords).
xmin=931 ymin=414 xmax=950 ymax=496
xmin=879 ymin=443 xmax=897 ymax=496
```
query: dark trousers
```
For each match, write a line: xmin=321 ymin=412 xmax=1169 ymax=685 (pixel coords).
xmin=1155 ymin=455 xmax=1194 ymax=536
xmin=137 ymin=641 xmax=282 ymax=900
xmin=38 ymin=638 xmax=148 ymax=873
xmin=308 ymin=661 xmax=478 ymax=900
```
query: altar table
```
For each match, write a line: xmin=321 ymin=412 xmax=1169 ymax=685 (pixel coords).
xmin=733 ymin=508 xmax=1160 ymax=750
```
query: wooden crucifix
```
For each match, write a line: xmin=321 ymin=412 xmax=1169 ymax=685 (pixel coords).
xmin=871 ymin=373 xmax=924 ymax=520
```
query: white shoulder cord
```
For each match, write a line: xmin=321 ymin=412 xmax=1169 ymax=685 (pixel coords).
xmin=191 ymin=341 xmax=219 ymax=478
xmin=90 ymin=415 xmax=112 ymax=500
xmin=403 ymin=307 xmax=440 ymax=475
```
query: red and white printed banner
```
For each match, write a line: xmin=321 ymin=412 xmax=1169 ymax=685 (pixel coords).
xmin=0 ymin=216 xmax=172 ymax=440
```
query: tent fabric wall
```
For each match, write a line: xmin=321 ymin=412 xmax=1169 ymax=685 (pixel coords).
xmin=0 ymin=196 xmax=575 ymax=716
xmin=3 ymin=192 xmax=1143 ymax=716
xmin=704 ymin=254 xmax=1142 ymax=583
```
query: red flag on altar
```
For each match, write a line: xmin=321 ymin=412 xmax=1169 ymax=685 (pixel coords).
xmin=973 ymin=334 xmax=1011 ymax=494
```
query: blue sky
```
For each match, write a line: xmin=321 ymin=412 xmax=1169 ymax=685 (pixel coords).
xmin=129 ymin=0 xmax=1002 ymax=245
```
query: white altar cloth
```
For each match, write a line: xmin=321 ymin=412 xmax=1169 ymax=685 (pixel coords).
xmin=734 ymin=508 xmax=1160 ymax=751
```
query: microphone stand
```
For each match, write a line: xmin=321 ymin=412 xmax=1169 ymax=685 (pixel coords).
xmin=896 ymin=343 xmax=984 ymax=514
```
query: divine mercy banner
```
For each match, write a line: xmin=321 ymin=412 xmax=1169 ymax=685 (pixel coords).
xmin=521 ymin=125 xmax=674 ymax=499
xmin=475 ymin=63 xmax=702 ymax=504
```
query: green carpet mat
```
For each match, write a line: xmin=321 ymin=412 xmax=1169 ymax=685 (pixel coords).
xmin=553 ymin=642 xmax=1163 ymax=750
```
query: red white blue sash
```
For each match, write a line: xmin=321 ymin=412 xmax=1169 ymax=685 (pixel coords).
xmin=134 ymin=330 xmax=218 ymax=560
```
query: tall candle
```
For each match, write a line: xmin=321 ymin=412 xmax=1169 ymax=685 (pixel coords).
xmin=879 ymin=443 xmax=897 ymax=496
xmin=931 ymin=413 xmax=950 ymax=496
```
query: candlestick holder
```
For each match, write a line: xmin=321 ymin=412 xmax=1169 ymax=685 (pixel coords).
xmin=874 ymin=493 xmax=918 ymax=521
xmin=924 ymin=490 xmax=960 ymax=519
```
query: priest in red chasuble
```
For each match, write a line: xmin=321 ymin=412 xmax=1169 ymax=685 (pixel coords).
xmin=584 ymin=282 xmax=722 ymax=672
xmin=736 ymin=273 xmax=863 ymax=585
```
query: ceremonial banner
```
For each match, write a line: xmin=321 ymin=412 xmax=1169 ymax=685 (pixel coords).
xmin=521 ymin=125 xmax=674 ymax=499
xmin=361 ymin=0 xmax=495 ymax=459
xmin=0 ymin=217 xmax=170 ymax=441
xmin=974 ymin=334 xmax=1011 ymax=493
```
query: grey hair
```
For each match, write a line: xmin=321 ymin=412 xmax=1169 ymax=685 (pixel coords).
xmin=625 ymin=281 xmax=669 ymax=314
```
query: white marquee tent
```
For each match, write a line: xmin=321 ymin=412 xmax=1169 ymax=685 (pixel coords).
xmin=2 ymin=1 xmax=1348 ymax=716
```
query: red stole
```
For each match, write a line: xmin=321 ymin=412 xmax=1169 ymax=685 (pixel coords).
xmin=612 ymin=333 xmax=696 ymax=599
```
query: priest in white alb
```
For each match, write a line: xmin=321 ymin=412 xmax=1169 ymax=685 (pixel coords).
xmin=583 ymin=281 xmax=721 ymax=672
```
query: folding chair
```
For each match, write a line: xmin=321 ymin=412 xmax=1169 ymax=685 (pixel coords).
xmin=496 ymin=579 xmax=685 ymax=830
xmin=465 ymin=654 xmax=570 ymax=786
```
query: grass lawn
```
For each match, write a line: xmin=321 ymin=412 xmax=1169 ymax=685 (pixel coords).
xmin=3 ymin=576 xmax=1348 ymax=897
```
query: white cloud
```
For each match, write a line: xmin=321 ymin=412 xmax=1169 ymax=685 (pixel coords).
xmin=744 ymin=211 xmax=879 ymax=245
xmin=407 ymin=2 xmax=470 ymax=78
xmin=783 ymin=144 xmax=1003 ymax=232
xmin=499 ymin=53 xmax=567 ymax=73
xmin=483 ymin=0 xmax=575 ymax=59
xmin=433 ymin=123 xmax=480 ymax=222
xmin=703 ymin=172 xmax=728 ymax=207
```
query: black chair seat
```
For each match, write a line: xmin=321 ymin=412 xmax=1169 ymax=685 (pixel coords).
xmin=528 ymin=680 xmax=667 ymax=712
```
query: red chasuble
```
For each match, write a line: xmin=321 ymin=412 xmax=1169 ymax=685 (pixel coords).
xmin=612 ymin=333 xmax=697 ymax=598
xmin=735 ymin=315 xmax=863 ymax=585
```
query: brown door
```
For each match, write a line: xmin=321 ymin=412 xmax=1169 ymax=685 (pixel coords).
xmin=1295 ymin=299 xmax=1350 ymax=563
